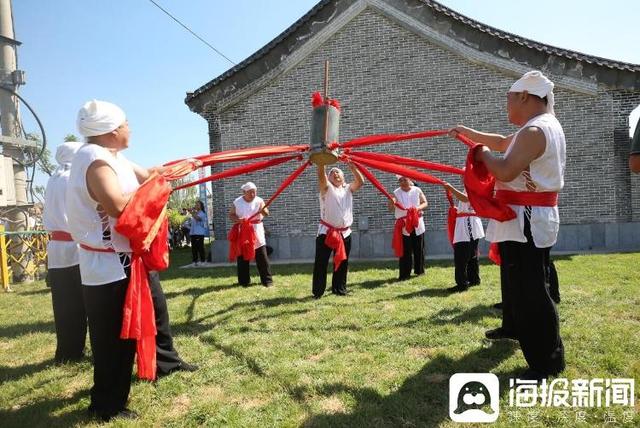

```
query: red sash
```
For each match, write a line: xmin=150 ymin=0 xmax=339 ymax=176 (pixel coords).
xmin=50 ymin=231 xmax=73 ymax=241
xmin=228 ymin=219 xmax=263 ymax=262
xmin=392 ymin=208 xmax=422 ymax=257
xmin=488 ymin=190 xmax=559 ymax=264
xmin=79 ymin=243 xmax=115 ymax=253
xmin=319 ymin=220 xmax=349 ymax=271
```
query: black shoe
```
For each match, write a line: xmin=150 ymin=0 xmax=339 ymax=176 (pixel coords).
xmin=485 ymin=327 xmax=518 ymax=340
xmin=469 ymin=281 xmax=481 ymax=287
xmin=175 ymin=361 xmax=199 ymax=372
xmin=263 ymin=282 xmax=273 ymax=287
xmin=312 ymin=294 xmax=322 ymax=300
xmin=447 ymin=284 xmax=468 ymax=293
xmin=519 ymin=369 xmax=547 ymax=381
xmin=551 ymin=294 xmax=561 ymax=304
xmin=89 ymin=407 xmax=138 ymax=422
xmin=332 ymin=290 xmax=350 ymax=296
xmin=492 ymin=302 xmax=503 ymax=310
xmin=397 ymin=276 xmax=410 ymax=281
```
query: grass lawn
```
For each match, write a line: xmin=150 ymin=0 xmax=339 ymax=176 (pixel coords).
xmin=0 ymin=249 xmax=639 ymax=427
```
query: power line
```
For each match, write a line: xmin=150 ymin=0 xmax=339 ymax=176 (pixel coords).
xmin=146 ymin=0 xmax=236 ymax=66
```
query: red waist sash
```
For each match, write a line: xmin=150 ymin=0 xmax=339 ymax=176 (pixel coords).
xmin=79 ymin=243 xmax=116 ymax=253
xmin=495 ymin=190 xmax=558 ymax=207
xmin=50 ymin=231 xmax=73 ymax=241
xmin=392 ymin=208 xmax=422 ymax=258
xmin=228 ymin=219 xmax=263 ymax=262
xmin=319 ymin=220 xmax=349 ymax=271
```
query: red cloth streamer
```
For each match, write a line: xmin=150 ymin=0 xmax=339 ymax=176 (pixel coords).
xmin=320 ymin=220 xmax=349 ymax=271
xmin=115 ymin=173 xmax=176 ymax=381
xmin=345 ymin=153 xmax=444 ymax=186
xmin=489 ymin=243 xmax=501 ymax=265
xmin=346 ymin=150 xmax=464 ymax=176
xmin=228 ymin=219 xmax=261 ymax=262
xmin=463 ymin=144 xmax=516 ymax=222
xmin=173 ymin=155 xmax=301 ymax=191
xmin=334 ymin=129 xmax=448 ymax=150
xmin=165 ymin=145 xmax=308 ymax=168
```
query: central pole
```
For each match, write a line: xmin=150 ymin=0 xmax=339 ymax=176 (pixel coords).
xmin=323 ymin=60 xmax=329 ymax=146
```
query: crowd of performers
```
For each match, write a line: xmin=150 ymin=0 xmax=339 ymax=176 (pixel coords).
xmin=43 ymin=70 xmax=568 ymax=421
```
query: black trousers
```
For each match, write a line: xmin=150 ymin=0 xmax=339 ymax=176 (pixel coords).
xmin=83 ymin=271 xmax=136 ymax=417
xmin=398 ymin=232 xmax=425 ymax=280
xmin=453 ymin=239 xmax=480 ymax=287
xmin=191 ymin=235 xmax=205 ymax=262
xmin=548 ymin=260 xmax=560 ymax=302
xmin=312 ymin=234 xmax=351 ymax=297
xmin=499 ymin=218 xmax=565 ymax=375
xmin=148 ymin=271 xmax=183 ymax=374
xmin=49 ymin=265 xmax=87 ymax=362
xmin=237 ymin=245 xmax=273 ymax=286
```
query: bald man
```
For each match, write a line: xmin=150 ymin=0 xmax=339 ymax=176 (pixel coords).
xmin=450 ymin=70 xmax=565 ymax=381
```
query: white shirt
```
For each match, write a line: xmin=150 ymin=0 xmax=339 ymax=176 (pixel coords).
xmin=43 ymin=164 xmax=79 ymax=269
xmin=318 ymin=183 xmax=353 ymax=238
xmin=393 ymin=186 xmax=426 ymax=236
xmin=233 ymin=195 xmax=266 ymax=248
xmin=66 ymin=144 xmax=140 ymax=285
xmin=453 ymin=201 xmax=485 ymax=243
xmin=486 ymin=113 xmax=566 ymax=248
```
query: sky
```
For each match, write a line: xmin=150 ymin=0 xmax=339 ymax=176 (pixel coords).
xmin=12 ymin=0 xmax=640 ymax=191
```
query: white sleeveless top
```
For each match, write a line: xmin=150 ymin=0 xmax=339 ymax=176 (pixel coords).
xmin=66 ymin=144 xmax=140 ymax=285
xmin=453 ymin=201 xmax=485 ymax=243
xmin=486 ymin=113 xmax=566 ymax=248
xmin=318 ymin=183 xmax=353 ymax=238
xmin=393 ymin=186 xmax=426 ymax=236
xmin=43 ymin=165 xmax=79 ymax=269
xmin=233 ymin=195 xmax=266 ymax=248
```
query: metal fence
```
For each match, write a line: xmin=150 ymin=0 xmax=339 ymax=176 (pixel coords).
xmin=0 ymin=225 xmax=48 ymax=291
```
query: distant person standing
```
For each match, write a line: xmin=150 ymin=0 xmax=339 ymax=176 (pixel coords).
xmin=189 ymin=201 xmax=207 ymax=266
xmin=43 ymin=141 xmax=86 ymax=363
xmin=629 ymin=116 xmax=640 ymax=173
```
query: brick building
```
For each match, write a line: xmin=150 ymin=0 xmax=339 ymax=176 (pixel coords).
xmin=185 ymin=0 xmax=640 ymax=261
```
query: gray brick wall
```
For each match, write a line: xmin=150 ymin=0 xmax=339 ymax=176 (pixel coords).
xmin=202 ymin=8 xmax=640 ymax=244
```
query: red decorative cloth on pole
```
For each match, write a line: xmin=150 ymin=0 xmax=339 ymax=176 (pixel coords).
xmin=320 ymin=220 xmax=349 ymax=271
xmin=334 ymin=129 xmax=448 ymax=150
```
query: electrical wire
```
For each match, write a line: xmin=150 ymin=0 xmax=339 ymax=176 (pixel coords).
xmin=146 ymin=0 xmax=236 ymax=65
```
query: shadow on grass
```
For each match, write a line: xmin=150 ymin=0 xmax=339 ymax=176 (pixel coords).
xmin=429 ymin=304 xmax=497 ymax=325
xmin=17 ymin=287 xmax=51 ymax=296
xmin=0 ymin=320 xmax=55 ymax=339
xmin=0 ymin=389 xmax=89 ymax=427
xmin=396 ymin=287 xmax=452 ymax=299
xmin=303 ymin=341 xmax=518 ymax=427
xmin=0 ymin=359 xmax=55 ymax=385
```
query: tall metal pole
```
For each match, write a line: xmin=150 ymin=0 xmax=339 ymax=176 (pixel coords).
xmin=0 ymin=0 xmax=29 ymax=283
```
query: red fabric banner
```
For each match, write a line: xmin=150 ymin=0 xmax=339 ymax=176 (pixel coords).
xmin=346 ymin=151 xmax=464 ymax=176
xmin=319 ymin=220 xmax=349 ymax=271
xmin=345 ymin=153 xmax=445 ymax=186
xmin=165 ymin=145 xmax=308 ymax=168
xmin=334 ymin=129 xmax=448 ymax=150
xmin=228 ymin=219 xmax=261 ymax=262
xmin=173 ymin=155 xmax=301 ymax=191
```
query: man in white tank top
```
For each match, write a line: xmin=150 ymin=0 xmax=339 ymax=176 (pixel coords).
xmin=44 ymin=141 xmax=86 ymax=363
xmin=67 ymin=100 xmax=196 ymax=421
xmin=388 ymin=175 xmax=428 ymax=280
xmin=229 ymin=181 xmax=273 ymax=286
xmin=312 ymin=164 xmax=364 ymax=298
xmin=443 ymin=182 xmax=485 ymax=293
xmin=450 ymin=71 xmax=565 ymax=381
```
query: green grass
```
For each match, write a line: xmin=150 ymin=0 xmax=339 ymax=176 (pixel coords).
xmin=1 ymin=250 xmax=639 ymax=427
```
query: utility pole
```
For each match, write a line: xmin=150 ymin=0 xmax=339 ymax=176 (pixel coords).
xmin=0 ymin=0 xmax=30 ymax=283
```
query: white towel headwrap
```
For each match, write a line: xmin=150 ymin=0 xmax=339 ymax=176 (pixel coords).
xmin=76 ymin=100 xmax=126 ymax=137
xmin=53 ymin=141 xmax=83 ymax=176
xmin=241 ymin=182 xmax=257 ymax=192
xmin=509 ymin=70 xmax=555 ymax=115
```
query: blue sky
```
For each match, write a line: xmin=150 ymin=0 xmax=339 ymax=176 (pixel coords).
xmin=13 ymin=0 xmax=640 ymax=189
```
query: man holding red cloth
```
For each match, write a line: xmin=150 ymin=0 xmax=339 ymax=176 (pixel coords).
xmin=312 ymin=164 xmax=363 ymax=298
xmin=388 ymin=175 xmax=427 ymax=280
xmin=451 ymin=70 xmax=566 ymax=381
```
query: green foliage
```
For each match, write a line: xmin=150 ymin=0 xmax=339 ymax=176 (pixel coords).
xmin=167 ymin=208 xmax=188 ymax=229
xmin=1 ymin=252 xmax=639 ymax=426
xmin=63 ymin=134 xmax=80 ymax=142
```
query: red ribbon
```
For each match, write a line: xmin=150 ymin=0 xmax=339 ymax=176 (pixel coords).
xmin=50 ymin=231 xmax=73 ymax=241
xmin=173 ymin=155 xmax=301 ymax=191
xmin=165 ymin=145 xmax=308 ymax=168
xmin=320 ymin=220 xmax=349 ymax=271
xmin=345 ymin=150 xmax=464 ymax=176
xmin=334 ymin=129 xmax=449 ymax=150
